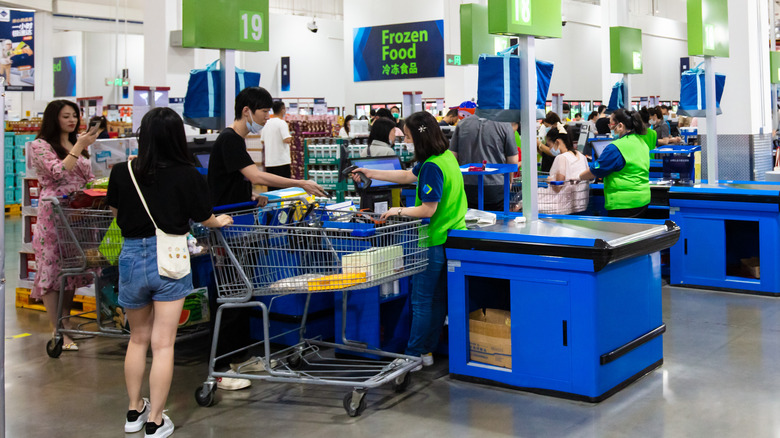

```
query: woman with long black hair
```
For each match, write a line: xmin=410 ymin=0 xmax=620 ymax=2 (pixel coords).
xmin=29 ymin=99 xmax=100 ymax=351
xmin=107 ymin=107 xmax=232 ymax=437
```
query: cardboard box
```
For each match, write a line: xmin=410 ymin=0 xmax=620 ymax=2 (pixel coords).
xmin=469 ymin=308 xmax=512 ymax=369
xmin=741 ymin=257 xmax=760 ymax=279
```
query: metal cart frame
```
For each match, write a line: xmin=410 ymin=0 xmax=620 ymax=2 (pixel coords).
xmin=43 ymin=197 xmax=206 ymax=358
xmin=195 ymin=201 xmax=428 ymax=416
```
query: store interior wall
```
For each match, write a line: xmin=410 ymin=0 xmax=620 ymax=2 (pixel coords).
xmin=342 ymin=0 xmax=446 ymax=113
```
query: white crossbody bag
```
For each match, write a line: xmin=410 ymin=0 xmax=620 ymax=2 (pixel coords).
xmin=128 ymin=160 xmax=191 ymax=279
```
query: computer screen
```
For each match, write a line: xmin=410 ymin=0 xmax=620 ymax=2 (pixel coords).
xmin=589 ymin=139 xmax=613 ymax=160
xmin=576 ymin=124 xmax=590 ymax=152
xmin=194 ymin=152 xmax=210 ymax=169
xmin=349 ymin=156 xmax=404 ymax=189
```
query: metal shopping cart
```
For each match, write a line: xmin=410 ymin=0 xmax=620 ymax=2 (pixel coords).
xmin=44 ymin=197 xmax=207 ymax=358
xmin=510 ymin=173 xmax=591 ymax=215
xmin=195 ymin=199 xmax=429 ymax=416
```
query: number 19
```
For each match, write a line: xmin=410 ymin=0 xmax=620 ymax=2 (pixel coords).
xmin=241 ymin=12 xmax=263 ymax=42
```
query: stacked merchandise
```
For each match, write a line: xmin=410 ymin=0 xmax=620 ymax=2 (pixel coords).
xmin=286 ymin=115 xmax=339 ymax=179
xmin=4 ymin=132 xmax=32 ymax=207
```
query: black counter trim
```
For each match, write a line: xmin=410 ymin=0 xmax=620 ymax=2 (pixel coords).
xmin=669 ymin=192 xmax=780 ymax=207
xmin=600 ymin=324 xmax=666 ymax=365
xmin=446 ymin=221 xmax=680 ymax=272
xmin=674 ymin=284 xmax=780 ymax=297
xmin=450 ymin=359 xmax=663 ymax=403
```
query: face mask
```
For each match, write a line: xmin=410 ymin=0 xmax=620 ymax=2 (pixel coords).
xmin=663 ymin=115 xmax=670 ymax=121
xmin=550 ymin=146 xmax=561 ymax=156
xmin=611 ymin=129 xmax=617 ymax=138
xmin=393 ymin=113 xmax=399 ymax=119
xmin=245 ymin=113 xmax=263 ymax=134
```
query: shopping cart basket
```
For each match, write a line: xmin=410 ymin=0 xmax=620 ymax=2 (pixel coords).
xmin=510 ymin=174 xmax=591 ymax=215
xmin=44 ymin=197 xmax=207 ymax=358
xmin=195 ymin=199 xmax=429 ymax=417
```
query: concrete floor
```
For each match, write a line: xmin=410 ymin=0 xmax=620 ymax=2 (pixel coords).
xmin=5 ymin=215 xmax=780 ymax=438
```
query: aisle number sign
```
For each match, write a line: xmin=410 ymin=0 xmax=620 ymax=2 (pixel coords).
xmin=687 ymin=0 xmax=729 ymax=57
xmin=460 ymin=3 xmax=510 ymax=65
xmin=487 ymin=0 xmax=561 ymax=39
xmin=183 ymin=0 xmax=269 ymax=51
xmin=610 ymin=27 xmax=643 ymax=74
xmin=353 ymin=20 xmax=444 ymax=82
xmin=771 ymin=52 xmax=780 ymax=84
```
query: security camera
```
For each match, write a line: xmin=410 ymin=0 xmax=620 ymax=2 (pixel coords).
xmin=307 ymin=19 xmax=318 ymax=33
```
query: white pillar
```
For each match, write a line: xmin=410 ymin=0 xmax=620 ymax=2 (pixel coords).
xmin=600 ymin=0 xmax=630 ymax=104
xmin=704 ymin=56 xmax=718 ymax=182
xmin=519 ymin=36 xmax=538 ymax=222
xmin=220 ymin=50 xmax=236 ymax=130
xmin=33 ymin=11 xmax=54 ymax=104
xmin=143 ymin=0 xmax=168 ymax=86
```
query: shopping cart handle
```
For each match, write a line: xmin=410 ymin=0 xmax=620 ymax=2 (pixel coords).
xmin=549 ymin=181 xmax=564 ymax=186
xmin=213 ymin=201 xmax=258 ymax=213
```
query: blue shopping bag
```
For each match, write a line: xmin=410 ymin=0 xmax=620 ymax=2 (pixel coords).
xmin=183 ymin=60 xmax=261 ymax=130
xmin=678 ymin=63 xmax=725 ymax=117
xmin=477 ymin=45 xmax=554 ymax=121
xmin=607 ymin=80 xmax=627 ymax=112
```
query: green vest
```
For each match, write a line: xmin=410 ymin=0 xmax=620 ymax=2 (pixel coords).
xmin=637 ymin=128 xmax=657 ymax=151
xmin=603 ymin=134 xmax=651 ymax=210
xmin=415 ymin=150 xmax=467 ymax=247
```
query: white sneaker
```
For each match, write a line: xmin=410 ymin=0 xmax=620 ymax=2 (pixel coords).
xmin=144 ymin=412 xmax=174 ymax=438
xmin=422 ymin=353 xmax=434 ymax=367
xmin=230 ymin=356 xmax=277 ymax=373
xmin=216 ymin=370 xmax=252 ymax=390
xmin=124 ymin=397 xmax=149 ymax=433
xmin=391 ymin=357 xmax=422 ymax=372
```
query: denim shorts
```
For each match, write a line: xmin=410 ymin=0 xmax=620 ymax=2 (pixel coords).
xmin=117 ymin=236 xmax=193 ymax=310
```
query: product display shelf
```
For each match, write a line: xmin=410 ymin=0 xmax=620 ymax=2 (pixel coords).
xmin=20 ymin=168 xmax=38 ymax=291
xmin=4 ymin=132 xmax=31 ymax=206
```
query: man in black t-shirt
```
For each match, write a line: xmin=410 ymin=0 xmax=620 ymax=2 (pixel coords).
xmin=208 ymin=87 xmax=326 ymax=207
xmin=595 ymin=105 xmax=611 ymax=135
xmin=206 ymin=87 xmax=325 ymax=391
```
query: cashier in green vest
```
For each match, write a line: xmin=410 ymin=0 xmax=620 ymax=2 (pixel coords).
xmin=351 ymin=111 xmax=467 ymax=369
xmin=579 ymin=109 xmax=651 ymax=218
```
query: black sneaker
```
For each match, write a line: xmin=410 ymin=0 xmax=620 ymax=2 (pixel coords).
xmin=145 ymin=413 xmax=174 ymax=438
xmin=124 ymin=398 xmax=149 ymax=433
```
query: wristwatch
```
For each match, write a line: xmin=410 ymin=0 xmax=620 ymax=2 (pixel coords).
xmin=397 ymin=207 xmax=403 ymax=217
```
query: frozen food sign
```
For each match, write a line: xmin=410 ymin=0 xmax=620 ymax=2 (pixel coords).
xmin=353 ymin=20 xmax=444 ymax=82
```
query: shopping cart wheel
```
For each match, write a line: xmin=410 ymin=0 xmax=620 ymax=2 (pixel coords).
xmin=287 ymin=351 xmax=303 ymax=370
xmin=392 ymin=373 xmax=411 ymax=393
xmin=343 ymin=391 xmax=367 ymax=417
xmin=46 ymin=337 xmax=63 ymax=358
xmin=194 ymin=385 xmax=216 ymax=407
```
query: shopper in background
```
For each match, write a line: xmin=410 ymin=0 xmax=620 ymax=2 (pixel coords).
xmin=450 ymin=115 xmax=518 ymax=211
xmin=438 ymin=108 xmax=459 ymax=127
xmin=339 ymin=114 xmax=354 ymax=139
xmin=579 ymin=109 xmax=650 ymax=218
xmin=545 ymin=123 xmax=590 ymax=214
xmin=376 ymin=107 xmax=404 ymax=139
xmin=90 ymin=115 xmax=110 ymax=139
xmin=351 ymin=111 xmax=467 ymax=370
xmin=107 ymin=107 xmax=232 ymax=437
xmin=572 ymin=113 xmax=583 ymax=122
xmin=650 ymin=106 xmax=681 ymax=145
xmin=561 ymin=103 xmax=572 ymax=122
xmin=360 ymin=117 xmax=397 ymax=157
xmin=587 ymin=111 xmax=599 ymax=134
xmin=207 ymin=86 xmax=326 ymax=391
xmin=260 ymin=101 xmax=293 ymax=190
xmin=637 ymin=107 xmax=658 ymax=150
xmin=595 ymin=105 xmax=611 ymax=135
xmin=30 ymin=99 xmax=101 ymax=351
xmin=390 ymin=105 xmax=401 ymax=121
xmin=537 ymin=111 xmax=562 ymax=173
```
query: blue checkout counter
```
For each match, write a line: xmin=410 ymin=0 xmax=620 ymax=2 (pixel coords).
xmin=444 ymin=216 xmax=679 ymax=402
xmin=669 ymin=181 xmax=780 ymax=295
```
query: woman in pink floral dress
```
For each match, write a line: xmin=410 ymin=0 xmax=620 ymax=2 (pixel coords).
xmin=30 ymin=99 xmax=100 ymax=350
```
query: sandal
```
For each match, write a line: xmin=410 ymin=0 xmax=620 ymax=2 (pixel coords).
xmin=62 ymin=342 xmax=79 ymax=351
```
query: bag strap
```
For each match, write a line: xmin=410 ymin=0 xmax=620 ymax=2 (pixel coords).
xmin=127 ymin=159 xmax=160 ymax=231
xmin=497 ymin=44 xmax=519 ymax=56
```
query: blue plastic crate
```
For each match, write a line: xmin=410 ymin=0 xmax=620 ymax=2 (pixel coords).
xmin=4 ymin=161 xmax=13 ymax=174
xmin=4 ymin=133 xmax=14 ymax=147
xmin=3 ymin=149 xmax=12 ymax=160
xmin=14 ymin=175 xmax=23 ymax=187
xmin=14 ymin=188 xmax=21 ymax=203
xmin=4 ymin=188 xmax=14 ymax=204
xmin=14 ymin=134 xmax=34 ymax=146
xmin=4 ymin=175 xmax=13 ymax=188
xmin=14 ymin=145 xmax=24 ymax=158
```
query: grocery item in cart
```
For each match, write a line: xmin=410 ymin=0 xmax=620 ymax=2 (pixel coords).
xmin=342 ymin=245 xmax=403 ymax=281
xmin=268 ymin=273 xmax=323 ymax=292
xmin=307 ymin=272 xmax=367 ymax=291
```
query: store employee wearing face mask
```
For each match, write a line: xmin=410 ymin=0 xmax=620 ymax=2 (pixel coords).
xmin=208 ymin=86 xmax=326 ymax=208
xmin=579 ymin=109 xmax=650 ymax=218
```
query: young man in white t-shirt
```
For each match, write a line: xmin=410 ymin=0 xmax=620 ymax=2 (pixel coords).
xmin=260 ymin=101 xmax=293 ymax=190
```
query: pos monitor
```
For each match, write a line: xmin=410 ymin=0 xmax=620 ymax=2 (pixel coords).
xmin=347 ymin=156 xmax=406 ymax=189
xmin=588 ymin=139 xmax=613 ymax=160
